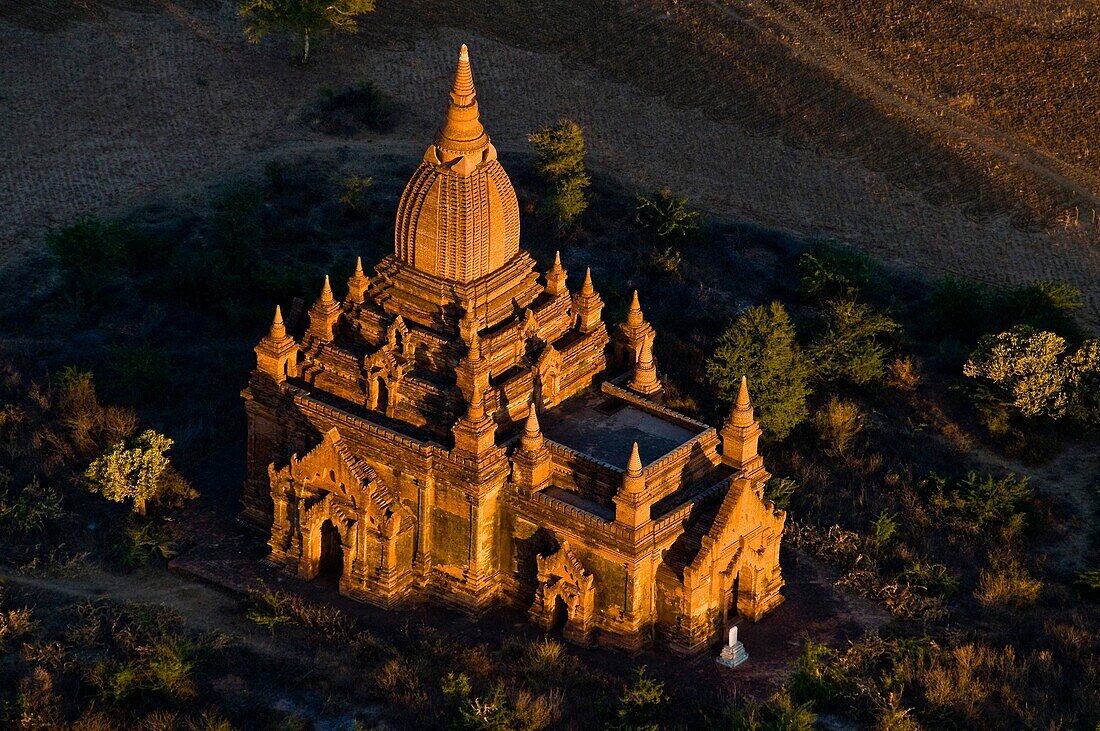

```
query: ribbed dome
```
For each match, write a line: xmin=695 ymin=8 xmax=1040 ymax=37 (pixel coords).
xmin=394 ymin=45 xmax=521 ymax=283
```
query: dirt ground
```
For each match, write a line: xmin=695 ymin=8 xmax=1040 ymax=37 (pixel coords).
xmin=3 ymin=0 xmax=1100 ymax=326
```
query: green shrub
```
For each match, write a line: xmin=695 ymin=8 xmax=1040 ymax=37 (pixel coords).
xmin=798 ymin=242 xmax=880 ymax=303
xmin=0 ymin=475 xmax=64 ymax=537
xmin=899 ymin=561 xmax=960 ymax=597
xmin=707 ymin=302 xmax=811 ymax=440
xmin=868 ymin=510 xmax=897 ymax=552
xmin=339 ymin=173 xmax=373 ymax=214
xmin=47 ymin=217 xmax=155 ymax=301
xmin=922 ymin=471 xmax=1032 ymax=540
xmin=613 ymin=666 xmax=667 ymax=731
xmin=808 ymin=300 xmax=899 ymax=386
xmin=1073 ymin=569 xmax=1100 ymax=598
xmin=311 ymin=81 xmax=394 ymax=134
xmin=725 ymin=689 xmax=817 ymax=731
xmin=764 ymin=476 xmax=798 ymax=511
xmin=636 ymin=189 xmax=700 ymax=241
xmin=926 ymin=276 xmax=1082 ymax=348
xmin=788 ymin=641 xmax=840 ymax=708
xmin=118 ymin=520 xmax=172 ymax=568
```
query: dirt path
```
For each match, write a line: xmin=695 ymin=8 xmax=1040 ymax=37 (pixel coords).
xmin=0 ymin=565 xmax=302 ymax=661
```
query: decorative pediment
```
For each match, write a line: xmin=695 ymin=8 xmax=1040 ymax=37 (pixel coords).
xmin=280 ymin=428 xmax=412 ymax=535
xmin=685 ymin=477 xmax=785 ymax=581
xmin=536 ymin=344 xmax=561 ymax=375
xmin=536 ymin=541 xmax=594 ymax=593
xmin=521 ymin=308 xmax=540 ymax=339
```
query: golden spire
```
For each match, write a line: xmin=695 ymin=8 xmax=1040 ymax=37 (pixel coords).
xmin=347 ymin=256 xmax=370 ymax=305
xmin=729 ymin=375 xmax=755 ymax=428
xmin=546 ymin=250 xmax=568 ymax=296
xmin=320 ymin=275 xmax=335 ymax=305
xmin=521 ymin=402 xmax=544 ymax=452
xmin=626 ymin=290 xmax=644 ymax=327
xmin=629 ymin=333 xmax=661 ymax=394
xmin=580 ymin=267 xmax=595 ymax=296
xmin=622 ymin=442 xmax=646 ymax=493
xmin=437 ymin=44 xmax=488 ymax=153
xmin=269 ymin=305 xmax=286 ymax=340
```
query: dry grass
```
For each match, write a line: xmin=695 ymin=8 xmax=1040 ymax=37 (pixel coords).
xmin=975 ymin=561 xmax=1043 ymax=608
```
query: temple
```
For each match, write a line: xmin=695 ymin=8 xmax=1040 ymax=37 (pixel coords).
xmin=241 ymin=45 xmax=785 ymax=653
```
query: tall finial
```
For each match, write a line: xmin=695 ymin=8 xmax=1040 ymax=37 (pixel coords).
xmin=581 ymin=267 xmax=595 ymax=295
xmin=437 ymin=43 xmax=487 ymax=152
xmin=269 ymin=305 xmax=286 ymax=340
xmin=626 ymin=442 xmax=642 ymax=476
xmin=730 ymin=375 xmax=755 ymax=428
xmin=622 ymin=442 xmax=646 ymax=494
xmin=629 ymin=333 xmax=661 ymax=395
xmin=354 ymin=256 xmax=365 ymax=277
xmin=626 ymin=290 xmax=644 ymax=326
xmin=467 ymin=327 xmax=482 ymax=362
xmin=320 ymin=275 xmax=335 ymax=304
xmin=521 ymin=402 xmax=544 ymax=452
xmin=546 ymin=250 xmax=568 ymax=296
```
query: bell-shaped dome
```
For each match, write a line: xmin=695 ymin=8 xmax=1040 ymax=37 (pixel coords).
xmin=394 ymin=45 xmax=521 ymax=283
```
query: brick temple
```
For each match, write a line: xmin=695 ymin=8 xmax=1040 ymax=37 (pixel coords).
xmin=241 ymin=45 xmax=785 ymax=653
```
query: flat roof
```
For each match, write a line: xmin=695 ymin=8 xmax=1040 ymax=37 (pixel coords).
xmin=540 ymin=393 xmax=699 ymax=469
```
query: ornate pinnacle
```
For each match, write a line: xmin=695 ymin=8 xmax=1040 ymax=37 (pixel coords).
xmin=269 ymin=305 xmax=287 ymax=340
xmin=320 ymin=275 xmax=335 ymax=305
xmin=347 ymin=256 xmax=370 ymax=304
xmin=467 ymin=327 xmax=482 ymax=362
xmin=729 ymin=375 xmax=755 ymax=428
xmin=546 ymin=250 xmax=568 ymax=295
xmin=580 ymin=267 xmax=595 ymax=296
xmin=629 ymin=333 xmax=661 ymax=394
xmin=626 ymin=290 xmax=644 ymax=327
xmin=626 ymin=442 xmax=642 ymax=475
xmin=622 ymin=442 xmax=646 ymax=494
xmin=438 ymin=43 xmax=486 ymax=151
xmin=521 ymin=402 xmax=543 ymax=452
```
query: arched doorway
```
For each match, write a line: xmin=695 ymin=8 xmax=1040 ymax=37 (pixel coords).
xmin=376 ymin=378 xmax=389 ymax=414
xmin=317 ymin=520 xmax=343 ymax=586
xmin=722 ymin=570 xmax=740 ymax=627
xmin=549 ymin=595 xmax=568 ymax=635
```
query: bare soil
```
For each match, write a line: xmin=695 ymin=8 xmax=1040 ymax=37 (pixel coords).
xmin=3 ymin=0 xmax=1100 ymax=325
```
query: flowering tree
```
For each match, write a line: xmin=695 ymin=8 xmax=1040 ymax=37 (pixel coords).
xmin=963 ymin=326 xmax=1069 ymax=418
xmin=85 ymin=430 xmax=174 ymax=516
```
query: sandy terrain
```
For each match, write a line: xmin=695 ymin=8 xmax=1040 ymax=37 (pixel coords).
xmin=2 ymin=0 xmax=1100 ymax=325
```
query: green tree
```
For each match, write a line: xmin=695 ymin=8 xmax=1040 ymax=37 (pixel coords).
xmin=636 ymin=189 xmax=700 ymax=241
xmin=85 ymin=430 xmax=176 ymax=515
xmin=528 ymin=119 xmax=590 ymax=226
xmin=707 ymin=302 xmax=811 ymax=440
xmin=238 ymin=0 xmax=376 ymax=63
xmin=963 ymin=326 xmax=1069 ymax=418
xmin=808 ymin=299 xmax=899 ymax=386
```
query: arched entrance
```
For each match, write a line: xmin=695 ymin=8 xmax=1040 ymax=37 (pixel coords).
xmin=317 ymin=520 xmax=343 ymax=586
xmin=549 ymin=595 xmax=568 ymax=635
